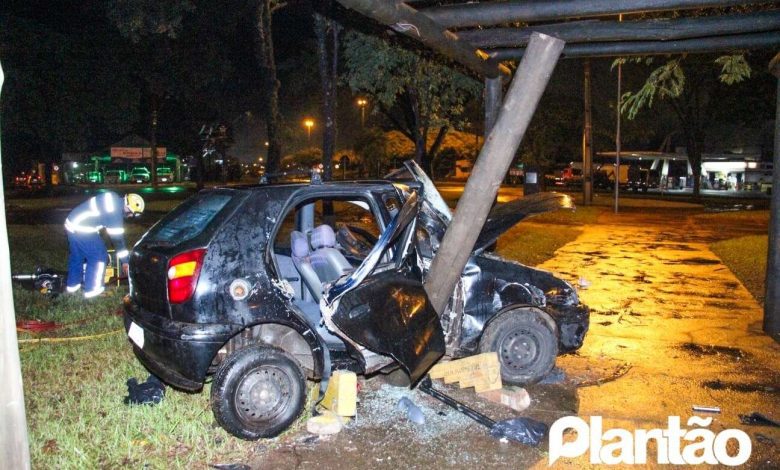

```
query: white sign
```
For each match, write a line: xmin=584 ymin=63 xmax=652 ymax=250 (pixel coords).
xmin=549 ymin=416 xmax=751 ymax=466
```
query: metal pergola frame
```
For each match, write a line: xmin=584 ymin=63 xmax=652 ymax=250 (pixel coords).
xmin=335 ymin=0 xmax=780 ymax=338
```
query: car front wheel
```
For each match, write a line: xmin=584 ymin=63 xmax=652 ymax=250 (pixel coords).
xmin=211 ymin=345 xmax=306 ymax=440
xmin=479 ymin=308 xmax=558 ymax=386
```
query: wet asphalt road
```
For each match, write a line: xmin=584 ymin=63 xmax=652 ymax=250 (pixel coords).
xmin=247 ymin=202 xmax=778 ymax=469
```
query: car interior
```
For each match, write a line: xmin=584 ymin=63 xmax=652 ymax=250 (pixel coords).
xmin=271 ymin=196 xmax=384 ymax=346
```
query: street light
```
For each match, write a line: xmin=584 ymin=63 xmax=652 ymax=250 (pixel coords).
xmin=356 ymin=98 xmax=368 ymax=127
xmin=303 ymin=118 xmax=314 ymax=143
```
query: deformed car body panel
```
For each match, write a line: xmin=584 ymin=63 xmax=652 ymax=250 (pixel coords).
xmin=330 ymin=269 xmax=445 ymax=384
xmin=473 ymin=192 xmax=575 ymax=253
xmin=452 ymin=253 xmax=587 ymax=354
xmin=324 ymin=191 xmax=445 ymax=384
xmin=397 ymin=160 xmax=588 ymax=356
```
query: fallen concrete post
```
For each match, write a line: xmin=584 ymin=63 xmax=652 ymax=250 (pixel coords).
xmin=424 ymin=32 xmax=565 ymax=315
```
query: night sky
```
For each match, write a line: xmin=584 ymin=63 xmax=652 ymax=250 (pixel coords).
xmin=1 ymin=1 xmax=777 ymax=176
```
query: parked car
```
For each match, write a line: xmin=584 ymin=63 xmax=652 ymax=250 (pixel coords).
xmin=104 ymin=169 xmax=127 ymax=184
xmin=156 ymin=166 xmax=174 ymax=183
xmin=130 ymin=167 xmax=151 ymax=184
xmin=124 ymin=161 xmax=589 ymax=439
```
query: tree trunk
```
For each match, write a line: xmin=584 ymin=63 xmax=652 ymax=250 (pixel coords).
xmin=149 ymin=95 xmax=159 ymax=189
xmin=686 ymin=133 xmax=703 ymax=197
xmin=256 ymin=1 xmax=282 ymax=175
xmin=424 ymin=125 xmax=449 ymax=178
xmin=314 ymin=9 xmax=340 ymax=182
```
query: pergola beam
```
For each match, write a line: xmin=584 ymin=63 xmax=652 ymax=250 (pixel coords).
xmin=459 ymin=11 xmax=780 ymax=48
xmin=336 ymin=0 xmax=510 ymax=78
xmin=489 ymin=32 xmax=780 ymax=60
xmin=420 ymin=0 xmax=775 ymax=29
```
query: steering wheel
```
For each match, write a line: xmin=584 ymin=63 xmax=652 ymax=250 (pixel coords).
xmin=336 ymin=225 xmax=376 ymax=258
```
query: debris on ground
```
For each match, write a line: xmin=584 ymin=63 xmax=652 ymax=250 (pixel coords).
xmin=478 ymin=387 xmax=531 ymax=412
xmin=321 ymin=370 xmax=357 ymax=417
xmin=578 ymin=277 xmax=591 ymax=289
xmin=306 ymin=411 xmax=344 ymax=435
xmin=739 ymin=412 xmax=780 ymax=428
xmin=489 ymin=417 xmax=547 ymax=446
xmin=419 ymin=377 xmax=547 ymax=446
xmin=397 ymin=397 xmax=425 ymax=424
xmin=428 ymin=352 xmax=502 ymax=392
xmin=692 ymin=405 xmax=721 ymax=413
xmin=123 ymin=374 xmax=165 ymax=405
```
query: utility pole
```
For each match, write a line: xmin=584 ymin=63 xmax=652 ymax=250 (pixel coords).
xmin=425 ymin=33 xmax=564 ymax=315
xmin=765 ymin=52 xmax=780 ymax=342
xmin=583 ymin=59 xmax=593 ymax=205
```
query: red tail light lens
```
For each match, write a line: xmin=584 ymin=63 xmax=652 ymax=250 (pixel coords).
xmin=167 ymin=249 xmax=206 ymax=304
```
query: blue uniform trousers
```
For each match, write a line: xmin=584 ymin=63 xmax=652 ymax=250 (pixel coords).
xmin=66 ymin=232 xmax=108 ymax=296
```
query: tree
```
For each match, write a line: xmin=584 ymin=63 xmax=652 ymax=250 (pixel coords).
xmin=0 ymin=15 xmax=138 ymax=188
xmin=342 ymin=31 xmax=480 ymax=176
xmin=105 ymin=0 xmax=196 ymax=187
xmin=353 ymin=127 xmax=388 ymax=177
xmin=313 ymin=4 xmax=341 ymax=181
xmin=620 ymin=54 xmax=753 ymax=196
xmin=255 ymin=0 xmax=285 ymax=175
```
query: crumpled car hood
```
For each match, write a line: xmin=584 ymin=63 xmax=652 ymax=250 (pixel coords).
xmin=474 ymin=192 xmax=575 ymax=252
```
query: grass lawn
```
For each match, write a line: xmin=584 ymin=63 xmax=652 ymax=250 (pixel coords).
xmin=710 ymin=234 xmax=768 ymax=304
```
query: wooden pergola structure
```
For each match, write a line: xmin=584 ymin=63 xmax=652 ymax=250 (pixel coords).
xmin=335 ymin=0 xmax=780 ymax=337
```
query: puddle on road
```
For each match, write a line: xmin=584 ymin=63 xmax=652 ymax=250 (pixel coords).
xmin=665 ymin=257 xmax=722 ymax=265
xmin=702 ymin=379 xmax=779 ymax=395
xmin=678 ymin=342 xmax=750 ymax=361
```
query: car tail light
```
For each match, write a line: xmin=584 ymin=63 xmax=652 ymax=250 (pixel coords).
xmin=167 ymin=249 xmax=206 ymax=304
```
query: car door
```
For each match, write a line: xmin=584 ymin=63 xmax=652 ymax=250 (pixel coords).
xmin=322 ymin=191 xmax=445 ymax=384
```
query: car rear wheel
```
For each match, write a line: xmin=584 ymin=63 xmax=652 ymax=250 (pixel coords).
xmin=479 ymin=308 xmax=558 ymax=386
xmin=211 ymin=345 xmax=306 ymax=440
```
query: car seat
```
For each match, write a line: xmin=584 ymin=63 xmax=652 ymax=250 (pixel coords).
xmin=310 ymin=224 xmax=353 ymax=283
xmin=290 ymin=230 xmax=322 ymax=302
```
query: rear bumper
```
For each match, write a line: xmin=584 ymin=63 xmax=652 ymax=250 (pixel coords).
xmin=123 ymin=300 xmax=241 ymax=391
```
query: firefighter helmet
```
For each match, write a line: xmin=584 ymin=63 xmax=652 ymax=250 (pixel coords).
xmin=124 ymin=193 xmax=145 ymax=217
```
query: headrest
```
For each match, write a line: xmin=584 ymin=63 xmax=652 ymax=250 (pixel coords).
xmin=291 ymin=231 xmax=310 ymax=258
xmin=311 ymin=225 xmax=336 ymax=250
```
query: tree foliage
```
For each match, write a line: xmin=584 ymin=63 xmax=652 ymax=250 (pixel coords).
xmin=105 ymin=0 xmax=195 ymax=42
xmin=341 ymin=31 xmax=480 ymax=174
xmin=0 ymin=14 xmax=139 ymax=182
xmin=619 ymin=53 xmax=758 ymax=196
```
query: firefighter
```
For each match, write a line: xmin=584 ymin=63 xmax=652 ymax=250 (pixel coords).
xmin=64 ymin=192 xmax=144 ymax=297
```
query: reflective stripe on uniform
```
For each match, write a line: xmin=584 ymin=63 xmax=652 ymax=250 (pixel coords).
xmin=84 ymin=286 xmax=105 ymax=298
xmin=104 ymin=192 xmax=115 ymax=213
xmin=66 ymin=284 xmax=81 ymax=293
xmin=105 ymin=227 xmax=124 ymax=235
xmin=89 ymin=261 xmax=105 ymax=293
xmin=64 ymin=196 xmax=102 ymax=233
xmin=116 ymin=250 xmax=129 ymax=259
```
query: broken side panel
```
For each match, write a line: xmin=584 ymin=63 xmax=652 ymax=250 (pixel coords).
xmin=330 ymin=270 xmax=445 ymax=384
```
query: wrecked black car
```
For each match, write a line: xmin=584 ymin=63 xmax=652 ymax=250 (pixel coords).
xmin=123 ymin=161 xmax=588 ymax=439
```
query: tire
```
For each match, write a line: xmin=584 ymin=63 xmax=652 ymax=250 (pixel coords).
xmin=211 ymin=345 xmax=306 ymax=440
xmin=479 ymin=308 xmax=558 ymax=386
